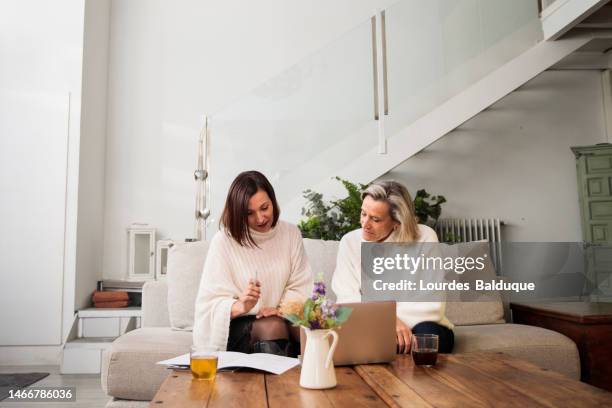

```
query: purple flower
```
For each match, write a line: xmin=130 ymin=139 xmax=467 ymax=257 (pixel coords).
xmin=321 ymin=300 xmax=337 ymax=319
xmin=310 ymin=319 xmax=322 ymax=330
xmin=312 ymin=281 xmax=326 ymax=300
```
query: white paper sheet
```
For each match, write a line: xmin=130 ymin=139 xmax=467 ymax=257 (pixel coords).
xmin=157 ymin=352 xmax=300 ymax=375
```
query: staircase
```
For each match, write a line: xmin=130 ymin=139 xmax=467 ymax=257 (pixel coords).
xmin=208 ymin=0 xmax=612 ymax=228
xmin=60 ymin=307 xmax=141 ymax=374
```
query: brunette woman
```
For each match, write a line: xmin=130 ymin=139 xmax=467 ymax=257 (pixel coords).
xmin=193 ymin=171 xmax=312 ymax=356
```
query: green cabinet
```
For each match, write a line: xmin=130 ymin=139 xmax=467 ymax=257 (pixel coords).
xmin=572 ymin=144 xmax=612 ymax=299
xmin=572 ymin=144 xmax=612 ymax=244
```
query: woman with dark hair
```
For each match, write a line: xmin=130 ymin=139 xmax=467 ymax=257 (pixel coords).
xmin=331 ymin=180 xmax=454 ymax=354
xmin=193 ymin=171 xmax=312 ymax=356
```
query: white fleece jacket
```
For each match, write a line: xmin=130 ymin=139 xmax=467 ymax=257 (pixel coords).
xmin=192 ymin=220 xmax=313 ymax=350
xmin=331 ymin=224 xmax=453 ymax=330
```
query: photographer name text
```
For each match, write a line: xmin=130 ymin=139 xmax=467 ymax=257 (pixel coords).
xmin=372 ymin=279 xmax=535 ymax=293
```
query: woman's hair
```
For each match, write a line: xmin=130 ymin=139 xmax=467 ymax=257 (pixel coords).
xmin=361 ymin=180 xmax=420 ymax=242
xmin=220 ymin=170 xmax=280 ymax=247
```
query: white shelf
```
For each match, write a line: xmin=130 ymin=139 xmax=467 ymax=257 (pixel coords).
xmin=77 ymin=307 xmax=141 ymax=318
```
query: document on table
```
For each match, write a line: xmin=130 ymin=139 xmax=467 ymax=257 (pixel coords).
xmin=157 ymin=351 xmax=300 ymax=375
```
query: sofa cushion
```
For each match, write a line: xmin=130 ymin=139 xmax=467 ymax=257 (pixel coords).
xmin=446 ymin=301 xmax=505 ymax=326
xmin=141 ymin=281 xmax=170 ymax=328
xmin=445 ymin=241 xmax=505 ymax=325
xmin=101 ymin=327 xmax=192 ymax=401
xmin=303 ymin=238 xmax=340 ymax=301
xmin=453 ymin=323 xmax=580 ymax=379
xmin=167 ymin=241 xmax=209 ymax=330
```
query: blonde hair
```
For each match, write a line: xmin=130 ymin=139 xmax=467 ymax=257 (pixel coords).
xmin=362 ymin=180 xmax=420 ymax=242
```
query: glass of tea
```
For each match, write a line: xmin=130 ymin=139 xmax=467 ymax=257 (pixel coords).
xmin=190 ymin=346 xmax=218 ymax=380
xmin=411 ymin=334 xmax=439 ymax=366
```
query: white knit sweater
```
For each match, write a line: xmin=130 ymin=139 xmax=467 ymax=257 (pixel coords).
xmin=192 ymin=220 xmax=313 ymax=350
xmin=331 ymin=224 xmax=453 ymax=330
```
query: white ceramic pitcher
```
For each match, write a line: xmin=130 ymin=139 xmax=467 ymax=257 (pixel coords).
xmin=299 ymin=328 xmax=339 ymax=389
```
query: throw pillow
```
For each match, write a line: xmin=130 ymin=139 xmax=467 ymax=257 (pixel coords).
xmin=167 ymin=240 xmax=209 ymax=330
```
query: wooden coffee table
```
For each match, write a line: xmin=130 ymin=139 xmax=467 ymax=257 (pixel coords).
xmin=149 ymin=352 xmax=612 ymax=407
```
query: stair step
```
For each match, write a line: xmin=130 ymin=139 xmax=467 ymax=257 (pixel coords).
xmin=77 ymin=308 xmax=141 ymax=338
xmin=77 ymin=306 xmax=141 ymax=318
xmin=64 ymin=337 xmax=116 ymax=349
xmin=61 ymin=339 xmax=115 ymax=374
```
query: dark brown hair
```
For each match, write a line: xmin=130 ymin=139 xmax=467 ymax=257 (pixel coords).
xmin=220 ymin=170 xmax=280 ymax=247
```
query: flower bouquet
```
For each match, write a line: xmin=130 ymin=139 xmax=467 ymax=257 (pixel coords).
xmin=280 ymin=275 xmax=352 ymax=389
xmin=280 ymin=275 xmax=352 ymax=329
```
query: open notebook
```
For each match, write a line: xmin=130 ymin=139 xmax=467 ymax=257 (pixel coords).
xmin=157 ymin=352 xmax=299 ymax=375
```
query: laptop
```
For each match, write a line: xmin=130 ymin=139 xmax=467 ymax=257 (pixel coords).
xmin=300 ymin=301 xmax=396 ymax=366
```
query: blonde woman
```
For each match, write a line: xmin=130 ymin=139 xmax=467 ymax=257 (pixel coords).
xmin=331 ymin=180 xmax=454 ymax=353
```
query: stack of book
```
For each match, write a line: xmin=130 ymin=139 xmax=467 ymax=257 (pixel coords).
xmin=97 ymin=280 xmax=145 ymax=307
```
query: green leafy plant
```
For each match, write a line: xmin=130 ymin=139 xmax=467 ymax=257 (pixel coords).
xmin=413 ymin=189 xmax=446 ymax=226
xmin=298 ymin=177 xmax=367 ymax=241
xmin=298 ymin=178 xmax=446 ymax=240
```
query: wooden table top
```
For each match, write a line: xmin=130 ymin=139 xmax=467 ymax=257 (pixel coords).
xmin=510 ymin=302 xmax=612 ymax=324
xmin=150 ymin=352 xmax=612 ymax=407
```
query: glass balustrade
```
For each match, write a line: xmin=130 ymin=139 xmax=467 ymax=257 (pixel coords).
xmin=384 ymin=0 xmax=541 ymax=137
xmin=209 ymin=0 xmax=542 ymax=228
xmin=210 ymin=17 xmax=376 ymax=226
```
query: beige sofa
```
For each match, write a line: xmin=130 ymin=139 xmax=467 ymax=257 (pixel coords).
xmin=101 ymin=239 xmax=580 ymax=407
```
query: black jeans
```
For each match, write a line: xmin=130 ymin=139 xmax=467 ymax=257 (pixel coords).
xmin=412 ymin=321 xmax=454 ymax=353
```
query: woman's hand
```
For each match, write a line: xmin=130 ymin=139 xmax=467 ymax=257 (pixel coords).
xmin=256 ymin=307 xmax=280 ymax=319
xmin=396 ymin=318 xmax=412 ymax=354
xmin=231 ymin=279 xmax=260 ymax=318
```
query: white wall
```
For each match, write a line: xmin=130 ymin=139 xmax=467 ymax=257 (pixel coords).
xmin=0 ymin=0 xmax=85 ymax=350
xmin=76 ymin=0 xmax=110 ymax=310
xmin=103 ymin=0 xmax=398 ymax=280
xmin=384 ymin=70 xmax=606 ymax=242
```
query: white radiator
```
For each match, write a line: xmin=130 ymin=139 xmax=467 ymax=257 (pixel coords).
xmin=434 ymin=218 xmax=504 ymax=274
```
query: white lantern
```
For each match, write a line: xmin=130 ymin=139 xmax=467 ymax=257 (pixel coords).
xmin=127 ymin=224 xmax=156 ymax=281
